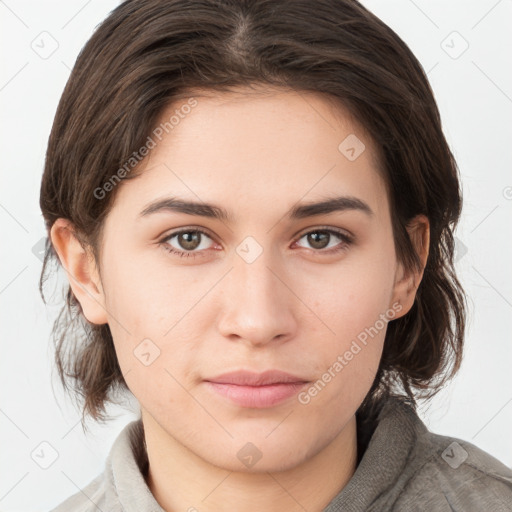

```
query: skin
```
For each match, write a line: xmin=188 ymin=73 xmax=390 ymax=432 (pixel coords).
xmin=51 ymin=86 xmax=429 ymax=512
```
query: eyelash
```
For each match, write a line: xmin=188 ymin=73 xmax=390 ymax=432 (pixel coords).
xmin=159 ymin=227 xmax=354 ymax=259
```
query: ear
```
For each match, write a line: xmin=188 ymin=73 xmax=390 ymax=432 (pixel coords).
xmin=50 ymin=218 xmax=108 ymax=325
xmin=390 ymin=214 xmax=430 ymax=318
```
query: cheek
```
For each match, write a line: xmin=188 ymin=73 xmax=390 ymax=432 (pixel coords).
xmin=296 ymin=243 xmax=395 ymax=401
xmin=100 ymin=253 xmax=207 ymax=406
xmin=296 ymin=286 xmax=387 ymax=417
xmin=102 ymin=242 xmax=189 ymax=334
xmin=308 ymin=250 xmax=395 ymax=345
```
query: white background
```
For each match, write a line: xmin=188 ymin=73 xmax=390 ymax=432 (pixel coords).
xmin=0 ymin=1 xmax=511 ymax=510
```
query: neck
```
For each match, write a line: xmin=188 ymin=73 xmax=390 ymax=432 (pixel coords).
xmin=141 ymin=412 xmax=358 ymax=512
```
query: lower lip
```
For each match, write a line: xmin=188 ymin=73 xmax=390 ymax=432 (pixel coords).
xmin=205 ymin=381 xmax=309 ymax=408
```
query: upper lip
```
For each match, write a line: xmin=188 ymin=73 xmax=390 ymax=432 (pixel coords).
xmin=205 ymin=370 xmax=309 ymax=386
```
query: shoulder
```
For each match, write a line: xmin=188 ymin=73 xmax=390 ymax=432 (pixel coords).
xmin=394 ymin=429 xmax=512 ymax=512
xmin=48 ymin=419 xmax=160 ymax=512
xmin=48 ymin=470 xmax=119 ymax=512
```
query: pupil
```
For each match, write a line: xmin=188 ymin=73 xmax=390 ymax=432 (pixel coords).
xmin=309 ymin=231 xmax=329 ymax=249
xmin=180 ymin=232 xmax=200 ymax=250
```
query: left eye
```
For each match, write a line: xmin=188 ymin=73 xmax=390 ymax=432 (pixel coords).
xmin=294 ymin=229 xmax=353 ymax=253
xmin=160 ymin=228 xmax=353 ymax=258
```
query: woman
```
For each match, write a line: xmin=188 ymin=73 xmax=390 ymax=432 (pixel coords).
xmin=40 ymin=0 xmax=512 ymax=510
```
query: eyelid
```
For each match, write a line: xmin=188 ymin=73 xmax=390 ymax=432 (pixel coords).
xmin=160 ymin=224 xmax=354 ymax=260
xmin=160 ymin=225 xmax=216 ymax=241
xmin=160 ymin=227 xmax=217 ymax=248
xmin=160 ymin=225 xmax=353 ymax=246
xmin=293 ymin=224 xmax=354 ymax=241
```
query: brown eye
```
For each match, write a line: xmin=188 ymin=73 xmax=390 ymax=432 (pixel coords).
xmin=305 ymin=231 xmax=330 ymax=250
xmin=295 ymin=228 xmax=353 ymax=254
xmin=176 ymin=231 xmax=202 ymax=251
xmin=161 ymin=229 xmax=214 ymax=258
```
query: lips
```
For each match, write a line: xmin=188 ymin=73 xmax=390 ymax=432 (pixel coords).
xmin=203 ymin=370 xmax=310 ymax=408
xmin=205 ymin=369 xmax=309 ymax=386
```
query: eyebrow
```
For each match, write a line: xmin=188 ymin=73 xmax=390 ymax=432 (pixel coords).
xmin=138 ymin=195 xmax=373 ymax=222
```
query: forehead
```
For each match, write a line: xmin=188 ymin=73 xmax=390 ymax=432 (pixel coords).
xmin=108 ymin=87 xmax=389 ymax=225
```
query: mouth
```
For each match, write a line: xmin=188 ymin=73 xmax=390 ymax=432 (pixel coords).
xmin=204 ymin=369 xmax=310 ymax=408
xmin=205 ymin=369 xmax=309 ymax=386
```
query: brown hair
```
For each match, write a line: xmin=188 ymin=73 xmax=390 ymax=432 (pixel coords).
xmin=39 ymin=0 xmax=466 ymax=427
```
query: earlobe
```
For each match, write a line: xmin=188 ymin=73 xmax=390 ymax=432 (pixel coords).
xmin=390 ymin=215 xmax=430 ymax=317
xmin=50 ymin=218 xmax=108 ymax=325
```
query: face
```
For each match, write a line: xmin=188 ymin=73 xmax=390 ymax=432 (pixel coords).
xmin=57 ymin=86 xmax=423 ymax=473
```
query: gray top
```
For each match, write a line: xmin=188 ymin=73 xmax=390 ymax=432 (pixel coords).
xmin=50 ymin=396 xmax=512 ymax=511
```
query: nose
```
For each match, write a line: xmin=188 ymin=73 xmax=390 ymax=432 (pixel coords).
xmin=216 ymin=245 xmax=297 ymax=348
